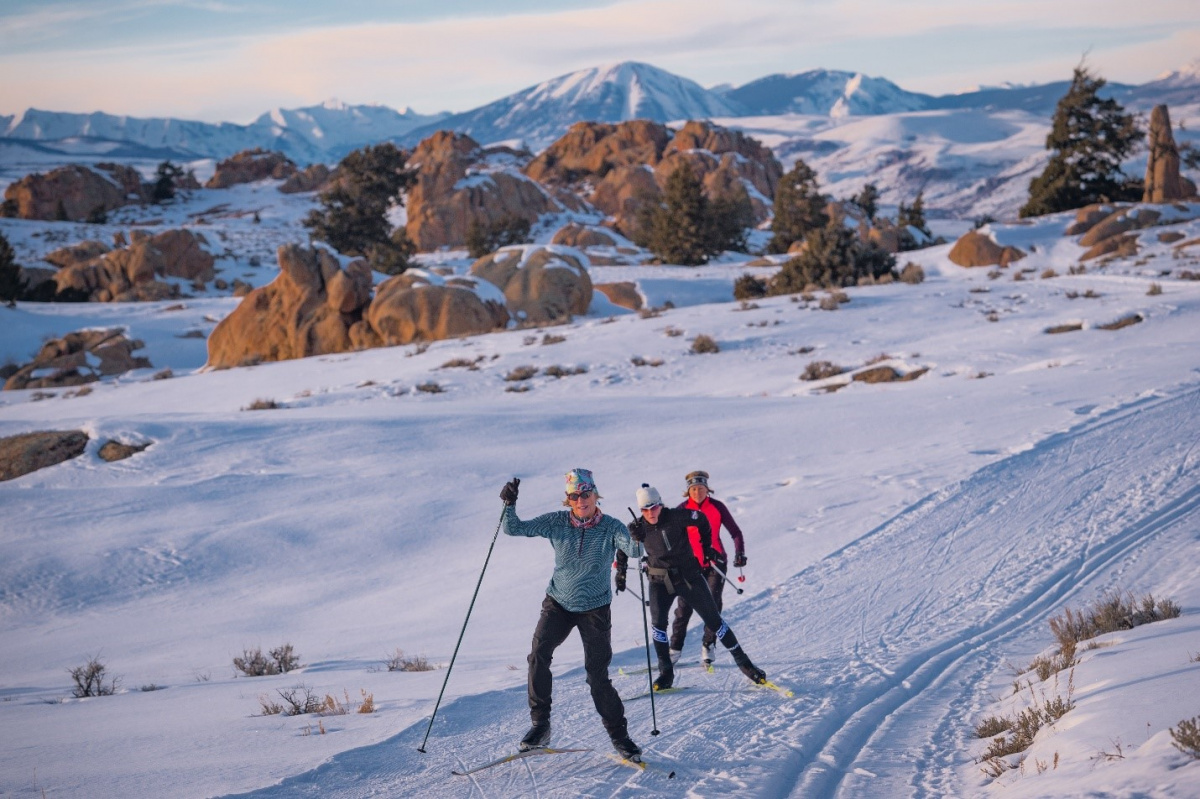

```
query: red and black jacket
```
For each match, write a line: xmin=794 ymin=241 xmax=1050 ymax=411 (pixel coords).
xmin=676 ymin=496 xmax=745 ymax=567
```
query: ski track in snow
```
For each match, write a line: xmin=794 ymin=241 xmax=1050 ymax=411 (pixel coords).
xmin=219 ymin=385 xmax=1200 ymax=799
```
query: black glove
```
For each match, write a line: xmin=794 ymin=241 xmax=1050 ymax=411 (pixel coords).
xmin=500 ymin=477 xmax=520 ymax=506
xmin=704 ymin=547 xmax=721 ymax=568
xmin=734 ymin=552 xmax=747 ymax=568
xmin=615 ymin=569 xmax=627 ymax=593
xmin=627 ymin=518 xmax=645 ymax=542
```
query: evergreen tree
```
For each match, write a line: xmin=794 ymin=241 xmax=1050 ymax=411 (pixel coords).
xmin=153 ymin=161 xmax=184 ymax=203
xmin=853 ymin=183 xmax=879 ymax=222
xmin=768 ymin=218 xmax=895 ymax=294
xmin=635 ymin=162 xmax=712 ymax=266
xmin=768 ymin=159 xmax=828 ymax=254
xmin=897 ymin=191 xmax=932 ymax=250
xmin=466 ymin=214 xmax=532 ymax=259
xmin=705 ymin=192 xmax=754 ymax=255
xmin=1020 ymin=64 xmax=1143 ymax=218
xmin=304 ymin=143 xmax=418 ymax=273
xmin=0 ymin=232 xmax=27 ymax=307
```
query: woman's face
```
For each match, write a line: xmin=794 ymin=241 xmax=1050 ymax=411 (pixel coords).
xmin=568 ymin=489 xmax=598 ymax=519
xmin=688 ymin=484 xmax=709 ymax=504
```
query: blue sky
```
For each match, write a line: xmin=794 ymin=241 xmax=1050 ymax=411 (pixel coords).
xmin=1 ymin=0 xmax=1197 ymax=123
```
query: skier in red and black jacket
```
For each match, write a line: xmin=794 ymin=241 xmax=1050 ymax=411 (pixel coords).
xmin=670 ymin=470 xmax=747 ymax=666
xmin=618 ymin=483 xmax=765 ymax=692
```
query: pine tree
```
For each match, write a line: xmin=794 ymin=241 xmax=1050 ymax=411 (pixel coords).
xmin=636 ymin=162 xmax=711 ymax=266
xmin=1020 ymin=64 xmax=1143 ymax=218
xmin=897 ymin=191 xmax=932 ymax=250
xmin=304 ymin=143 xmax=418 ymax=273
xmin=768 ymin=159 xmax=828 ymax=254
xmin=768 ymin=218 xmax=895 ymax=294
xmin=0 ymin=232 xmax=27 ymax=307
xmin=153 ymin=161 xmax=184 ymax=203
xmin=853 ymin=183 xmax=879 ymax=222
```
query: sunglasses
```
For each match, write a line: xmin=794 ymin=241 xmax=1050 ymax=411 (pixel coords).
xmin=567 ymin=490 xmax=594 ymax=501
xmin=640 ymin=503 xmax=663 ymax=511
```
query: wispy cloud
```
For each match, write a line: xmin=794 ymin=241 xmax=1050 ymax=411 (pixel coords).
xmin=2 ymin=0 xmax=1197 ymax=120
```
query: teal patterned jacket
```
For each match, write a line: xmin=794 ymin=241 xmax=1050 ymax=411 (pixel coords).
xmin=502 ymin=506 xmax=641 ymax=612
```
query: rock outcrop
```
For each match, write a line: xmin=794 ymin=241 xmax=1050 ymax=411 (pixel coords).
xmin=947 ymin=230 xmax=1026 ymax=267
xmin=4 ymin=329 xmax=152 ymax=390
xmin=279 ymin=163 xmax=333 ymax=194
xmin=0 ymin=430 xmax=89 ymax=481
xmin=594 ymin=281 xmax=642 ymax=310
xmin=49 ymin=228 xmax=213 ymax=301
xmin=551 ymin=223 xmax=618 ymax=248
xmin=404 ymin=131 xmax=560 ymax=251
xmin=205 ymin=149 xmax=297 ymax=189
xmin=360 ymin=272 xmax=509 ymax=348
xmin=1143 ymin=105 xmax=1191 ymax=203
xmin=470 ymin=245 xmax=592 ymax=325
xmin=2 ymin=163 xmax=147 ymax=221
xmin=206 ymin=244 xmax=372 ymax=368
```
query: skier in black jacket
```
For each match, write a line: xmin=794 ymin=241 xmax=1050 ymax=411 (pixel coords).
xmin=617 ymin=483 xmax=767 ymax=691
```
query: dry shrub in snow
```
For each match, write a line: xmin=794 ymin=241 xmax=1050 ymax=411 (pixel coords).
xmin=242 ymin=398 xmax=279 ymax=411
xmin=234 ymin=644 xmax=299 ymax=677
xmin=631 ymin=356 xmax=664 ymax=368
xmin=542 ymin=365 xmax=587 ymax=378
xmin=1048 ymin=592 xmax=1179 ymax=656
xmin=504 ymin=366 xmax=538 ymax=381
xmin=1171 ymin=717 xmax=1200 ymax=759
xmin=898 ymin=262 xmax=925 ymax=284
xmin=70 ymin=655 xmax=119 ymax=697
xmin=801 ymin=361 xmax=844 ymax=381
xmin=1096 ymin=313 xmax=1144 ymax=331
xmin=415 ymin=381 xmax=444 ymax=394
xmin=385 ymin=648 xmax=435 ymax=672
xmin=691 ymin=335 xmax=719 ymax=354
xmin=1147 ymin=282 xmax=1163 ymax=295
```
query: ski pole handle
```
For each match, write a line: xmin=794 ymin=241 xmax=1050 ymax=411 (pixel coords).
xmin=710 ymin=561 xmax=743 ymax=595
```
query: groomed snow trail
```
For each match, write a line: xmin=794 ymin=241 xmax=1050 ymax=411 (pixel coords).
xmin=221 ymin=385 xmax=1200 ymax=799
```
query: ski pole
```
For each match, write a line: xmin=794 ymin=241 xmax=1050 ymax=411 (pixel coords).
xmin=710 ymin=561 xmax=744 ymax=595
xmin=418 ymin=488 xmax=513 ymax=753
xmin=737 ymin=566 xmax=746 ymax=585
xmin=628 ymin=507 xmax=659 ymax=737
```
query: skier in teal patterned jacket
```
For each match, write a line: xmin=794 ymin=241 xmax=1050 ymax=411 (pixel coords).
xmin=500 ymin=468 xmax=643 ymax=761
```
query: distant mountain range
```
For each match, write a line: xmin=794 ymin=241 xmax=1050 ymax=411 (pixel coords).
xmin=4 ymin=60 xmax=1196 ymax=166
xmin=2 ymin=60 xmax=1197 ymax=220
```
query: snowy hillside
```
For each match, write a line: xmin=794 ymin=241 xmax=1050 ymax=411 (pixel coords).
xmin=2 ymin=176 xmax=1200 ymax=797
xmin=400 ymin=61 xmax=743 ymax=150
xmin=719 ymin=69 xmax=933 ymax=117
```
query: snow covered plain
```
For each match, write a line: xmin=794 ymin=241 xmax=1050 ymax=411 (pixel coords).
xmin=2 ymin=186 xmax=1200 ymax=798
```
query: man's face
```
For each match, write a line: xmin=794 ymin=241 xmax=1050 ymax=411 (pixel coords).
xmin=688 ymin=484 xmax=709 ymax=503
xmin=641 ymin=504 xmax=663 ymax=525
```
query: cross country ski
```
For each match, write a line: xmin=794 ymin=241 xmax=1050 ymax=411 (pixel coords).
xmin=451 ymin=747 xmax=592 ymax=776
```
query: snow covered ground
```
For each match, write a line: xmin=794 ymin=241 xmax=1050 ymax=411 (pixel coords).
xmin=2 ymin=184 xmax=1200 ymax=798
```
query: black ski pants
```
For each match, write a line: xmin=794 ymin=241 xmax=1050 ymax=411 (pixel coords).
xmin=527 ymin=594 xmax=628 ymax=738
xmin=648 ymin=568 xmax=740 ymax=665
xmin=669 ymin=556 xmax=727 ymax=650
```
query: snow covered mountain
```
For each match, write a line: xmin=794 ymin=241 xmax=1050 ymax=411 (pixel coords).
xmin=719 ymin=69 xmax=933 ymax=117
xmin=399 ymin=61 xmax=744 ymax=149
xmin=0 ymin=102 xmax=447 ymax=164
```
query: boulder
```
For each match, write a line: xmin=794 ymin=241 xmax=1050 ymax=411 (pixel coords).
xmin=0 ymin=430 xmax=89 ymax=481
xmin=470 ymin=246 xmax=592 ymax=325
xmin=44 ymin=240 xmax=110 ymax=268
xmin=279 ymin=163 xmax=333 ymax=194
xmin=2 ymin=163 xmax=144 ymax=221
xmin=524 ymin=121 xmax=672 ymax=185
xmin=4 ymin=329 xmax=152 ymax=390
xmin=404 ymin=131 xmax=559 ymax=251
xmin=947 ymin=230 xmax=1026 ymax=267
xmin=551 ymin=223 xmax=618 ymax=248
xmin=98 ymin=440 xmax=150 ymax=462
xmin=589 ymin=165 xmax=661 ymax=238
xmin=1081 ymin=233 xmax=1140 ymax=262
xmin=661 ymin=120 xmax=783 ymax=201
xmin=366 ymin=274 xmax=508 ymax=346
xmin=1078 ymin=208 xmax=1161 ymax=248
xmin=1065 ymin=204 xmax=1122 ymax=236
xmin=1143 ymin=105 xmax=1187 ymax=203
xmin=205 ymin=244 xmax=372 ymax=368
xmin=144 ymin=229 xmax=215 ymax=281
xmin=205 ymin=149 xmax=297 ymax=189
xmin=594 ymin=281 xmax=642 ymax=310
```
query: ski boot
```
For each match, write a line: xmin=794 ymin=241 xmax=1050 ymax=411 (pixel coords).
xmin=611 ymin=733 xmax=642 ymax=762
xmin=701 ymin=643 xmax=715 ymax=666
xmin=519 ymin=720 xmax=551 ymax=751
xmin=653 ymin=664 xmax=674 ymax=691
xmin=731 ymin=649 xmax=767 ymax=685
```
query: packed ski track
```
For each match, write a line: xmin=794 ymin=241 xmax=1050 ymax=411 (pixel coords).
xmin=220 ymin=385 xmax=1200 ymax=799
